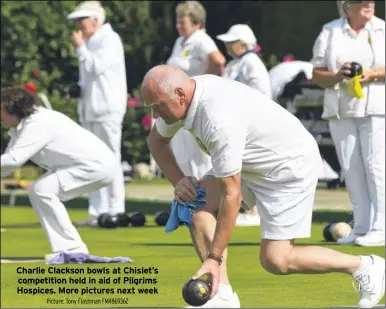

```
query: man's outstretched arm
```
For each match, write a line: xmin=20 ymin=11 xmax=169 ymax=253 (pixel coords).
xmin=210 ymin=173 xmax=242 ymax=257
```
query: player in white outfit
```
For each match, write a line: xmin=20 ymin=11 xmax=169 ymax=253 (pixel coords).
xmin=142 ymin=65 xmax=385 ymax=308
xmin=218 ymin=24 xmax=272 ymax=98
xmin=0 ymin=87 xmax=117 ymax=260
xmin=217 ymin=24 xmax=271 ymax=227
xmin=166 ymin=1 xmax=225 ymax=180
xmin=67 ymin=1 xmax=127 ymax=225
xmin=311 ymin=1 xmax=385 ymax=246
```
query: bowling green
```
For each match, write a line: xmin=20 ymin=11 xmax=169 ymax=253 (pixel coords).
xmin=1 ymin=206 xmax=385 ymax=308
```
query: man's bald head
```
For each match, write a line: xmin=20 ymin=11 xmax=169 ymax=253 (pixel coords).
xmin=141 ymin=65 xmax=195 ymax=124
xmin=141 ymin=65 xmax=191 ymax=99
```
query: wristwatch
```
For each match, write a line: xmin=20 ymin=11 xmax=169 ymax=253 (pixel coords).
xmin=206 ymin=252 xmax=223 ymax=265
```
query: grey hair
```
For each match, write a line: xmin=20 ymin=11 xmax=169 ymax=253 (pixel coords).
xmin=337 ymin=1 xmax=348 ymax=18
xmin=142 ymin=65 xmax=187 ymax=99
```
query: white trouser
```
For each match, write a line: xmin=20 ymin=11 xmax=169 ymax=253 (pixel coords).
xmin=170 ymin=129 xmax=212 ymax=179
xmin=329 ymin=116 xmax=385 ymax=234
xmin=83 ymin=121 xmax=125 ymax=216
xmin=28 ymin=171 xmax=112 ymax=252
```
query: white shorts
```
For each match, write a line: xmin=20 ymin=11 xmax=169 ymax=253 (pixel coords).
xmin=240 ymin=147 xmax=321 ymax=240
xmin=241 ymin=178 xmax=317 ymax=240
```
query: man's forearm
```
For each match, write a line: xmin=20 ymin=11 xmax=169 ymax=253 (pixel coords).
xmin=147 ymin=135 xmax=185 ymax=187
xmin=210 ymin=192 xmax=242 ymax=257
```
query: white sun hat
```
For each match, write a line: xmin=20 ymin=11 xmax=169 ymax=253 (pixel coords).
xmin=67 ymin=1 xmax=105 ymax=23
xmin=216 ymin=24 xmax=257 ymax=48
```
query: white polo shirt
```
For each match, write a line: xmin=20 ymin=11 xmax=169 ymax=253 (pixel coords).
xmin=311 ymin=17 xmax=385 ymax=118
xmin=1 ymin=107 xmax=116 ymax=191
xmin=166 ymin=29 xmax=219 ymax=77
xmin=222 ymin=51 xmax=272 ymax=98
xmin=269 ymin=61 xmax=313 ymax=101
xmin=155 ymin=75 xmax=320 ymax=189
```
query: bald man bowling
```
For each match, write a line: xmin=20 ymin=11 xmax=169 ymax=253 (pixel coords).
xmin=142 ymin=65 xmax=385 ymax=309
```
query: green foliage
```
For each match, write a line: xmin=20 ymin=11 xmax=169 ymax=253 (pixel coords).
xmin=0 ymin=0 xmax=177 ymax=163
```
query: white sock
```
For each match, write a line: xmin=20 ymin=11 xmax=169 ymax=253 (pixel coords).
xmin=354 ymin=256 xmax=373 ymax=276
xmin=218 ymin=284 xmax=233 ymax=298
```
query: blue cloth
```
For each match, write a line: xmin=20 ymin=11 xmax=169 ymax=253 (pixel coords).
xmin=46 ymin=252 xmax=133 ymax=265
xmin=165 ymin=187 xmax=206 ymax=233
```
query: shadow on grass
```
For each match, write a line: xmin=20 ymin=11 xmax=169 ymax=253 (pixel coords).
xmin=1 ymin=222 xmax=41 ymax=229
xmin=1 ymin=222 xmax=162 ymax=229
xmin=134 ymin=241 xmax=342 ymax=247
xmin=0 ymin=257 xmax=44 ymax=262
xmin=312 ymin=210 xmax=352 ymax=223
xmin=2 ymin=210 xmax=351 ymax=229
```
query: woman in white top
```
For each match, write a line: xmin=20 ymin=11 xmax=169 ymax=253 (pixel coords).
xmin=166 ymin=1 xmax=226 ymax=180
xmin=217 ymin=24 xmax=272 ymax=98
xmin=217 ymin=24 xmax=271 ymax=227
xmin=312 ymin=1 xmax=385 ymax=246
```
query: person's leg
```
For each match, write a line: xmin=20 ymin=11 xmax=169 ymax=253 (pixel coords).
xmin=355 ymin=116 xmax=385 ymax=246
xmin=256 ymin=178 xmax=385 ymax=308
xmin=329 ymin=119 xmax=372 ymax=241
xmin=260 ymin=239 xmax=360 ymax=275
xmin=28 ymin=172 xmax=87 ymax=253
xmin=96 ymin=122 xmax=126 ymax=215
xmin=80 ymin=122 xmax=109 ymax=222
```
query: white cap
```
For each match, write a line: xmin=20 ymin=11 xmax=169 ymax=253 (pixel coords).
xmin=67 ymin=1 xmax=105 ymax=22
xmin=216 ymin=24 xmax=257 ymax=47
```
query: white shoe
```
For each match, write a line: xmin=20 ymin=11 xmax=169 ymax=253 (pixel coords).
xmin=236 ymin=214 xmax=261 ymax=227
xmin=186 ymin=292 xmax=240 ymax=308
xmin=355 ymin=231 xmax=385 ymax=247
xmin=353 ymin=255 xmax=385 ymax=308
xmin=337 ymin=233 xmax=363 ymax=245
xmin=75 ymin=216 xmax=98 ymax=227
xmin=45 ymin=243 xmax=89 ymax=261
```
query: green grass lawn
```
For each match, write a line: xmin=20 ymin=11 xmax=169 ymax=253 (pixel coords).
xmin=1 ymin=206 xmax=384 ymax=308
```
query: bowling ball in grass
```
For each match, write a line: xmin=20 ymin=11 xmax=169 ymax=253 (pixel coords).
xmin=116 ymin=213 xmax=131 ymax=227
xmin=323 ymin=223 xmax=334 ymax=242
xmin=331 ymin=222 xmax=352 ymax=241
xmin=155 ymin=211 xmax=170 ymax=226
xmin=130 ymin=211 xmax=146 ymax=227
xmin=98 ymin=213 xmax=118 ymax=229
